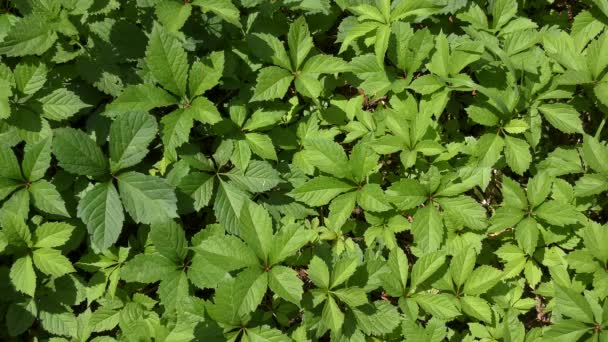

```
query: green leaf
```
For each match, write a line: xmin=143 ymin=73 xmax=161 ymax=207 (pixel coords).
xmin=146 ymin=23 xmax=189 ymax=96
xmin=32 ymin=248 xmax=75 ymax=277
xmin=1 ymin=213 xmax=31 ymax=246
xmin=302 ymin=138 xmax=350 ymax=178
xmin=463 ymin=265 xmax=503 ymax=295
xmin=226 ymin=160 xmax=283 ymax=192
xmin=288 ymin=17 xmax=313 ymax=71
xmin=331 ymin=255 xmax=358 ymax=288
xmin=0 ymin=177 xmax=21 ymax=202
xmin=357 ymin=183 xmax=391 ymax=212
xmin=77 ymin=182 xmax=124 ymax=252
xmin=239 ymin=202 xmax=273 ymax=262
xmin=352 ymin=301 xmax=400 ymax=336
xmin=22 ymin=137 xmax=51 ymax=182
xmin=591 ymin=0 xmax=608 ymax=19
xmin=6 ymin=300 xmax=36 ymax=337
xmin=461 ymin=296 xmax=492 ymax=323
xmin=427 ymin=31 xmax=450 ymax=78
xmin=411 ymin=205 xmax=443 ymax=252
xmin=328 ymin=191 xmax=357 ymax=229
xmin=192 ymin=235 xmax=259 ymax=271
xmin=504 ymin=119 xmax=529 ymax=134
xmin=574 ymin=173 xmax=608 ymax=197
xmin=374 ymin=24 xmax=390 ymax=65
xmin=249 ymin=33 xmax=292 ymax=71
xmin=409 ymin=74 xmax=445 ymax=95
xmin=251 ymin=66 xmax=294 ymax=102
xmin=291 ymin=176 xmax=356 ymax=207
xmin=515 ymin=217 xmax=539 ymax=255
xmin=117 ymin=171 xmax=178 ymax=224
xmin=410 ymin=251 xmax=446 ymax=289
xmin=582 ymin=134 xmax=608 ymax=174
xmin=504 ymin=135 xmax=531 ymax=175
xmin=0 ymin=148 xmax=22 ymax=180
xmin=268 ymin=265 xmax=304 ymax=305
xmin=436 ymin=195 xmax=487 ymax=231
xmin=189 ymin=51 xmax=224 ymax=97
xmin=502 ymin=176 xmax=528 ymax=209
xmin=301 ymin=54 xmax=348 ymax=74
xmin=33 ymin=222 xmax=74 ymax=248
xmin=106 ymin=84 xmax=177 ymax=115
xmin=332 ymin=287 xmax=368 ymax=307
xmin=0 ymin=14 xmax=57 ymax=56
xmin=294 ymin=72 xmax=323 ymax=99
xmin=451 ymin=248 xmax=477 ymax=288
xmin=158 ymin=271 xmax=190 ymax=312
xmin=193 ymin=0 xmax=241 ymax=27
xmin=538 ymin=104 xmax=583 ymax=134
xmin=414 ymin=293 xmax=460 ymax=320
xmin=322 ymin=296 xmax=344 ymax=332
xmin=245 ymin=325 xmax=291 ymax=342
xmin=554 ymin=283 xmax=595 ymax=323
xmin=10 ymin=255 xmax=36 ymax=296
xmin=109 ymin=111 xmax=158 ymax=173
xmin=155 ymin=0 xmax=192 ymax=33
xmin=527 ymin=172 xmax=553 ymax=208
xmin=544 ymin=319 xmax=592 ymax=341
xmin=161 ymin=108 xmax=194 ymax=161
xmin=245 ymin=133 xmax=277 ymax=161
xmin=534 ymin=200 xmax=581 ymax=226
xmin=39 ymin=88 xmax=89 ymax=121
xmin=308 ymin=256 xmax=330 ymax=289
xmin=582 ymin=222 xmax=608 ymax=264
xmin=29 ymin=180 xmax=69 ymax=217
xmin=53 ymin=128 xmax=109 ymax=178
xmin=214 ymin=179 xmax=250 ymax=234
xmin=14 ymin=61 xmax=47 ymax=95
xmin=474 ymin=133 xmax=504 ymax=167
xmin=150 ymin=220 xmax=188 ymax=263
xmin=189 ymin=96 xmax=222 ymax=124
xmin=269 ymin=223 xmax=315 ymax=265
xmin=121 ymin=253 xmax=177 ymax=283
xmin=235 ymin=268 xmax=268 ymax=316
xmin=179 ymin=172 xmax=215 ymax=211
xmin=492 ymin=0 xmax=517 ymax=29
xmin=386 ymin=179 xmax=427 ymax=210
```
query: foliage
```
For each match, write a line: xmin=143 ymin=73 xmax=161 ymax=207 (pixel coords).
xmin=1 ymin=0 xmax=608 ymax=340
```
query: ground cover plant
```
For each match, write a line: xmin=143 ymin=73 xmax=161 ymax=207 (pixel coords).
xmin=1 ymin=0 xmax=608 ymax=340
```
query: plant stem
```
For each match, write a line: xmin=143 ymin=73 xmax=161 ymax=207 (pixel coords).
xmin=595 ymin=116 xmax=606 ymax=139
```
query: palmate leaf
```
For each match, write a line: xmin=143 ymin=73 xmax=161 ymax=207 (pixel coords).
xmin=2 ymin=1 xmax=608 ymax=340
